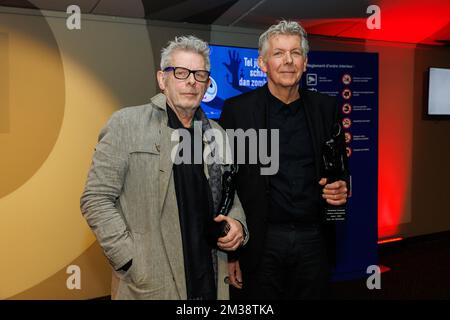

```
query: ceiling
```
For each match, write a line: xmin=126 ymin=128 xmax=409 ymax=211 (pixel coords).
xmin=0 ymin=0 xmax=449 ymax=46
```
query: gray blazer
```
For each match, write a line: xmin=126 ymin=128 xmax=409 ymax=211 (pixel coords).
xmin=80 ymin=93 xmax=248 ymax=300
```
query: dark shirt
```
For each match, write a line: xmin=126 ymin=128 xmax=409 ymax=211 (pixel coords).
xmin=167 ymin=105 xmax=216 ymax=300
xmin=267 ymin=91 xmax=320 ymax=224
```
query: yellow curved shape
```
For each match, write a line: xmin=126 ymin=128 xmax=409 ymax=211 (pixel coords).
xmin=0 ymin=15 xmax=65 ymax=198
xmin=0 ymin=57 xmax=118 ymax=299
xmin=0 ymin=10 xmax=155 ymax=299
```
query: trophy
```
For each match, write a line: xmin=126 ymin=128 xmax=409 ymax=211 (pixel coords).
xmin=207 ymin=164 xmax=238 ymax=246
xmin=322 ymin=124 xmax=347 ymax=222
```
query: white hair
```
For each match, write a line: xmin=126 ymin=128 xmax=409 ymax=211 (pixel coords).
xmin=259 ymin=20 xmax=309 ymax=58
xmin=160 ymin=35 xmax=210 ymax=71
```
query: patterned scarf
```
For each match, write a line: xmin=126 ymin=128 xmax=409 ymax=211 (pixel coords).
xmin=194 ymin=107 xmax=224 ymax=287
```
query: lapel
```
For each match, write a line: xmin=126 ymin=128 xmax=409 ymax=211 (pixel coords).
xmin=150 ymin=93 xmax=189 ymax=298
xmin=159 ymin=124 xmax=176 ymax=213
xmin=251 ymin=86 xmax=270 ymax=192
xmin=160 ymin=124 xmax=188 ymax=298
xmin=301 ymin=89 xmax=321 ymax=177
xmin=252 ymin=85 xmax=268 ymax=131
xmin=150 ymin=93 xmax=176 ymax=214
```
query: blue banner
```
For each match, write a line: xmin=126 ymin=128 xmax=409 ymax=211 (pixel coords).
xmin=304 ymin=51 xmax=379 ymax=280
xmin=201 ymin=45 xmax=266 ymax=119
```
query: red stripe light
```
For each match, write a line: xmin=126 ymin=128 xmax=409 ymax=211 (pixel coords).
xmin=377 ymin=237 xmax=403 ymax=245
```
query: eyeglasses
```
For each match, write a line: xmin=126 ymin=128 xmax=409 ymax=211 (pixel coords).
xmin=163 ymin=66 xmax=210 ymax=83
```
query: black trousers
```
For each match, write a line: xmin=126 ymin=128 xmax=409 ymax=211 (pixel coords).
xmin=235 ymin=223 xmax=330 ymax=300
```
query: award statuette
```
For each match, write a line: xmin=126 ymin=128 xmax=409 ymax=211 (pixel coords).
xmin=322 ymin=124 xmax=347 ymax=222
xmin=207 ymin=164 xmax=238 ymax=246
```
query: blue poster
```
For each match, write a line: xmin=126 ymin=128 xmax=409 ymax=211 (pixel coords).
xmin=204 ymin=45 xmax=378 ymax=281
xmin=201 ymin=45 xmax=266 ymax=119
xmin=303 ymin=52 xmax=379 ymax=280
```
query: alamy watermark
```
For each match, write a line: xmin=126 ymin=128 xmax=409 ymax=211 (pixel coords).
xmin=170 ymin=121 xmax=279 ymax=175
xmin=366 ymin=5 xmax=381 ymax=30
xmin=366 ymin=265 xmax=381 ymax=290
xmin=66 ymin=5 xmax=81 ymax=30
xmin=66 ymin=264 xmax=81 ymax=290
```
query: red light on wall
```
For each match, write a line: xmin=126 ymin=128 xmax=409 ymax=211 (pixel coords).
xmin=302 ymin=0 xmax=450 ymax=45
xmin=377 ymin=237 xmax=404 ymax=245
xmin=379 ymin=265 xmax=391 ymax=273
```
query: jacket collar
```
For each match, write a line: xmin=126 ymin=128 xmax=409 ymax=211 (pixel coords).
xmin=151 ymin=92 xmax=167 ymax=111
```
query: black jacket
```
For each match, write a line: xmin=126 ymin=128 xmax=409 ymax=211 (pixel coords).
xmin=219 ymin=84 xmax=349 ymax=272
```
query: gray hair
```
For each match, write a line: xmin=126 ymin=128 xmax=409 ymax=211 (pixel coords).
xmin=160 ymin=35 xmax=210 ymax=71
xmin=258 ymin=20 xmax=309 ymax=59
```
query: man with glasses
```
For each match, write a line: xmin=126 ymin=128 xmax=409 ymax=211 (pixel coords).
xmin=81 ymin=36 xmax=248 ymax=300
